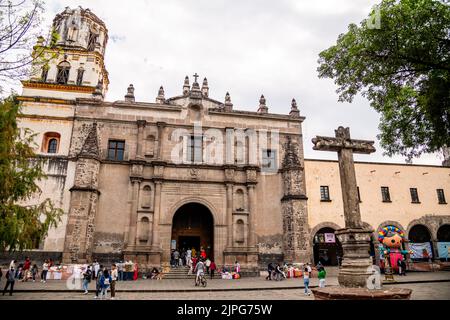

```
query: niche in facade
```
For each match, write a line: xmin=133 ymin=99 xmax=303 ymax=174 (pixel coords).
xmin=234 ymin=188 xmax=245 ymax=211
xmin=141 ymin=185 xmax=152 ymax=209
xmin=138 ymin=216 xmax=150 ymax=243
xmin=235 ymin=219 xmax=245 ymax=244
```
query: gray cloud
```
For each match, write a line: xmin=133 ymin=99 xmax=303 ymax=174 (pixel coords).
xmin=14 ymin=0 xmax=445 ymax=165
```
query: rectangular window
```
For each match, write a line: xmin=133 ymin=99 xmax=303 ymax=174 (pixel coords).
xmin=107 ymin=140 xmax=125 ymax=161
xmin=410 ymin=188 xmax=420 ymax=203
xmin=262 ymin=149 xmax=277 ymax=171
xmin=437 ymin=189 xmax=447 ymax=204
xmin=320 ymin=186 xmax=330 ymax=201
xmin=76 ymin=69 xmax=84 ymax=86
xmin=187 ymin=135 xmax=203 ymax=163
xmin=381 ymin=187 xmax=391 ymax=202
xmin=357 ymin=186 xmax=362 ymax=202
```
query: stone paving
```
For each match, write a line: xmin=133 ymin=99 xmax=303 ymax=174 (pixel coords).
xmin=1 ymin=282 xmax=449 ymax=300
xmin=0 ymin=270 xmax=449 ymax=299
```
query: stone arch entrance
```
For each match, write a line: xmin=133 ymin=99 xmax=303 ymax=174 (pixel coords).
xmin=171 ymin=202 xmax=214 ymax=259
xmin=408 ymin=224 xmax=433 ymax=261
xmin=312 ymin=227 xmax=343 ymax=266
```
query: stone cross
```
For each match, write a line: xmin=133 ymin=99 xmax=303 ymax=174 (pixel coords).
xmin=312 ymin=126 xmax=375 ymax=228
xmin=193 ymin=72 xmax=199 ymax=83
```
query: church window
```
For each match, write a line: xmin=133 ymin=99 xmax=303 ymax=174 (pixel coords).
xmin=410 ymin=188 xmax=420 ymax=203
xmin=320 ymin=186 xmax=330 ymax=201
xmin=41 ymin=132 xmax=61 ymax=154
xmin=108 ymin=140 xmax=125 ymax=161
xmin=261 ymin=149 xmax=276 ymax=171
xmin=76 ymin=68 xmax=84 ymax=85
xmin=41 ymin=65 xmax=49 ymax=82
xmin=381 ymin=186 xmax=391 ymax=202
xmin=56 ymin=61 xmax=70 ymax=84
xmin=437 ymin=189 xmax=447 ymax=204
xmin=87 ymin=31 xmax=99 ymax=51
xmin=187 ymin=135 xmax=203 ymax=163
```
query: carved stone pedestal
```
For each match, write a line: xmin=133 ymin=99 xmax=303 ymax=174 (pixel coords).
xmin=223 ymin=247 xmax=259 ymax=274
xmin=336 ymin=228 xmax=373 ymax=288
xmin=123 ymin=246 xmax=162 ymax=272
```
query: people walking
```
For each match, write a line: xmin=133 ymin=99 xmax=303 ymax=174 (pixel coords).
xmin=93 ymin=260 xmax=100 ymax=280
xmin=303 ymin=266 xmax=311 ymax=295
xmin=205 ymin=258 xmax=211 ymax=274
xmin=41 ymin=260 xmax=49 ymax=283
xmin=117 ymin=261 xmax=124 ymax=281
xmin=186 ymin=248 xmax=192 ymax=266
xmin=31 ymin=264 xmax=38 ymax=282
xmin=194 ymin=259 xmax=205 ymax=286
xmin=318 ymin=266 xmax=326 ymax=288
xmin=266 ymin=263 xmax=274 ymax=280
xmin=99 ymin=269 xmax=112 ymax=299
xmin=173 ymin=249 xmax=180 ymax=268
xmin=94 ymin=265 xmax=104 ymax=299
xmin=2 ymin=267 xmax=15 ymax=296
xmin=82 ymin=266 xmax=92 ymax=294
xmin=210 ymin=260 xmax=217 ymax=280
xmin=110 ymin=264 xmax=118 ymax=299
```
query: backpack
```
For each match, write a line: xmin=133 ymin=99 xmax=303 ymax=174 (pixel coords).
xmin=84 ymin=269 xmax=92 ymax=281
xmin=103 ymin=277 xmax=110 ymax=286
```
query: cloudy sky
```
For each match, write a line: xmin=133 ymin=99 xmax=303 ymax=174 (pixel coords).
xmin=17 ymin=0 xmax=446 ymax=164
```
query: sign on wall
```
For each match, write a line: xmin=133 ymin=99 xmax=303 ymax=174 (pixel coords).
xmin=324 ymin=233 xmax=336 ymax=243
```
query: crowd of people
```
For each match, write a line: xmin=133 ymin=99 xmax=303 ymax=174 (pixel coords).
xmin=81 ymin=262 xmax=118 ymax=299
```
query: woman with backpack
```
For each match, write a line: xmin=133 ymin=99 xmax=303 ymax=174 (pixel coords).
xmin=100 ymin=268 xmax=112 ymax=299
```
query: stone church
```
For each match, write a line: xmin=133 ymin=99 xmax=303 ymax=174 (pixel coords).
xmin=15 ymin=7 xmax=450 ymax=271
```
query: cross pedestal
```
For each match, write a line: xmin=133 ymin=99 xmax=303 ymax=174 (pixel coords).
xmin=312 ymin=126 xmax=376 ymax=288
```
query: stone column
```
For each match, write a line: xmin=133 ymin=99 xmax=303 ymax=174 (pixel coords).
xmin=136 ymin=120 xmax=146 ymax=160
xmin=127 ymin=179 xmax=141 ymax=247
xmin=247 ymin=184 xmax=257 ymax=247
xmin=152 ymin=180 xmax=162 ymax=248
xmin=156 ymin=122 xmax=166 ymax=160
xmin=226 ymin=183 xmax=234 ymax=247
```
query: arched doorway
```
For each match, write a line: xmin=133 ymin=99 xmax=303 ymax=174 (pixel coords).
xmin=408 ymin=224 xmax=433 ymax=261
xmin=437 ymin=225 xmax=450 ymax=261
xmin=171 ymin=203 xmax=214 ymax=259
xmin=313 ymin=227 xmax=343 ymax=266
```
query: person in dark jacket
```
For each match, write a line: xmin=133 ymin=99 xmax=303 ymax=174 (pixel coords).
xmin=266 ymin=263 xmax=275 ymax=280
xmin=3 ymin=267 xmax=15 ymax=296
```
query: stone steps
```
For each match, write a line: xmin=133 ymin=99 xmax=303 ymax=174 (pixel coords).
xmin=163 ymin=266 xmax=222 ymax=279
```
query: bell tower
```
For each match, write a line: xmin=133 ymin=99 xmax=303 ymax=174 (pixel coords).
xmin=22 ymin=6 xmax=109 ymax=99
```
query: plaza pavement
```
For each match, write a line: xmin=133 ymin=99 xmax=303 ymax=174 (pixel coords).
xmin=1 ymin=268 xmax=449 ymax=293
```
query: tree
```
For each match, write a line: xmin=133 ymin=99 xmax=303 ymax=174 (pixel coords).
xmin=0 ymin=95 xmax=62 ymax=252
xmin=0 ymin=0 xmax=52 ymax=93
xmin=317 ymin=0 xmax=450 ymax=161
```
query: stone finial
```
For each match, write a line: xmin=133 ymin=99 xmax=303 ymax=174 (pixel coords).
xmin=190 ymin=73 xmax=202 ymax=99
xmin=125 ymin=84 xmax=135 ymax=102
xmin=224 ymin=92 xmax=233 ymax=112
xmin=79 ymin=123 xmax=100 ymax=159
xmin=183 ymin=76 xmax=190 ymax=96
xmin=156 ymin=85 xmax=165 ymax=103
xmin=257 ymin=94 xmax=268 ymax=114
xmin=289 ymin=98 xmax=300 ymax=118
xmin=201 ymin=77 xmax=209 ymax=97
xmin=92 ymin=80 xmax=104 ymax=99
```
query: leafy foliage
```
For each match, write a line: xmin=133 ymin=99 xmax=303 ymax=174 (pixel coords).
xmin=0 ymin=95 xmax=62 ymax=252
xmin=318 ymin=0 xmax=450 ymax=160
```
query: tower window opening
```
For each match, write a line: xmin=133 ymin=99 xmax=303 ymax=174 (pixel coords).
xmin=56 ymin=61 xmax=70 ymax=84
xmin=76 ymin=68 xmax=84 ymax=86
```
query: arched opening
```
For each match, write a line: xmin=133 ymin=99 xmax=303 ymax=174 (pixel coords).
xmin=235 ymin=219 xmax=245 ymax=244
xmin=56 ymin=61 xmax=70 ymax=84
xmin=138 ymin=217 xmax=150 ymax=244
xmin=409 ymin=224 xmax=433 ymax=261
xmin=313 ymin=227 xmax=343 ymax=266
xmin=235 ymin=189 xmax=245 ymax=211
xmin=171 ymin=202 xmax=214 ymax=259
xmin=141 ymin=185 xmax=152 ymax=208
xmin=437 ymin=224 xmax=450 ymax=261
xmin=42 ymin=132 xmax=61 ymax=154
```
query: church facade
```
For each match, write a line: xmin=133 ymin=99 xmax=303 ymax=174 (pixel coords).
xmin=15 ymin=7 xmax=450 ymax=271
